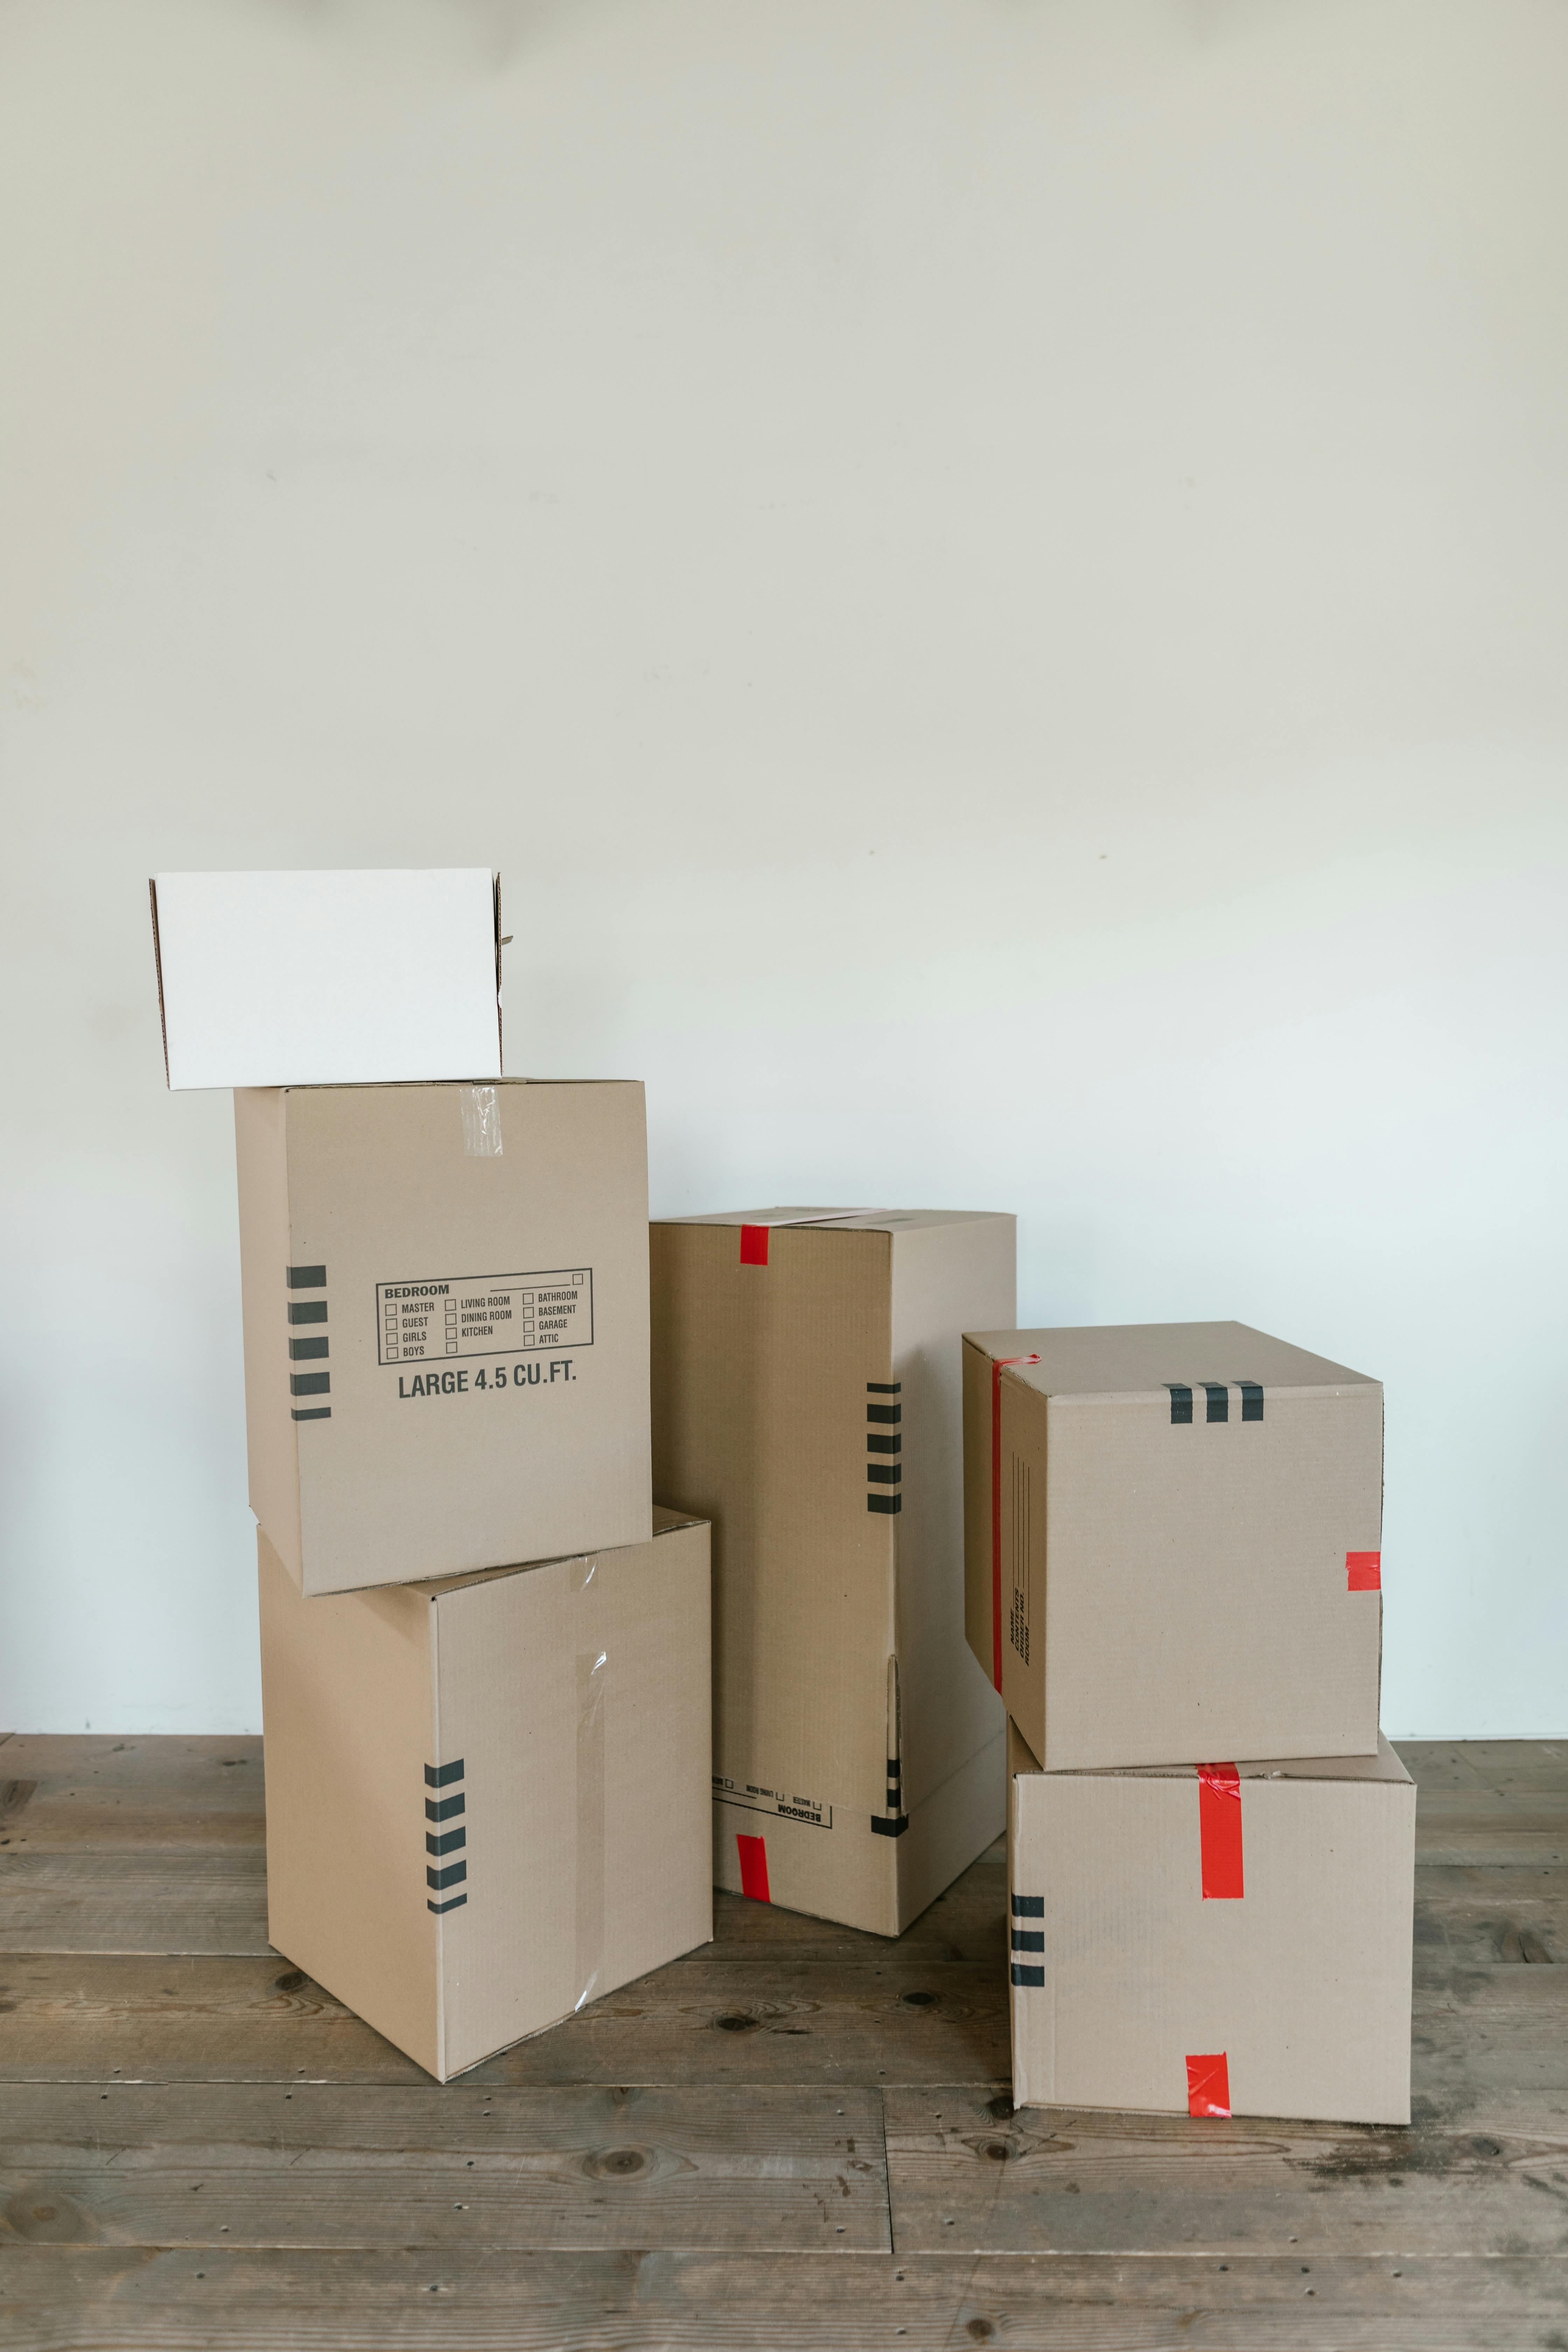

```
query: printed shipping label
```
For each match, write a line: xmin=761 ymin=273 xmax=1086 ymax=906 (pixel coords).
xmin=377 ymin=1269 xmax=594 ymax=1365
xmin=713 ymin=1776 xmax=833 ymax=1830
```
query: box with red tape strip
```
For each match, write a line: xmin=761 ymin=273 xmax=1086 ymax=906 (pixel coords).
xmin=1007 ymin=1720 xmax=1414 ymax=2126
xmin=963 ymin=1321 xmax=1384 ymax=1769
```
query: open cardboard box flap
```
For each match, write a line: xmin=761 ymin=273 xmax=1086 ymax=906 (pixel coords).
xmin=149 ymin=867 xmax=503 ymax=1088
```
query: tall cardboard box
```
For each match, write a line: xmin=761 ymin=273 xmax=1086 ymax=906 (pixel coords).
xmin=237 ymin=1078 xmax=652 ymax=1595
xmin=259 ymin=1508 xmax=713 ymax=2084
xmin=1007 ymin=1721 xmax=1415 ymax=2126
xmin=651 ymin=1207 xmax=1015 ymax=1937
xmin=964 ymin=1322 xmax=1383 ymax=1769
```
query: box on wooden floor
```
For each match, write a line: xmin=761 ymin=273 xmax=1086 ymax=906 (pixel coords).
xmin=651 ymin=1207 xmax=1015 ymax=1937
xmin=259 ymin=1507 xmax=713 ymax=2084
xmin=1007 ymin=1720 xmax=1415 ymax=2126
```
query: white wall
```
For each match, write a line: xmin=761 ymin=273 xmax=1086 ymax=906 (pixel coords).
xmin=2 ymin=0 xmax=1564 ymax=1736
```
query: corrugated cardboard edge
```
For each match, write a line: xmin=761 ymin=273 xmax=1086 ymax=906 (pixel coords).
xmin=491 ymin=873 xmax=503 ymax=1072
xmin=147 ymin=880 xmax=170 ymax=1085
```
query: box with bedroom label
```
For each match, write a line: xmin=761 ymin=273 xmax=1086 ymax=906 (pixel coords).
xmin=237 ymin=1078 xmax=651 ymax=1595
xmin=651 ymin=1207 xmax=1015 ymax=1937
xmin=259 ymin=1508 xmax=712 ymax=2084
xmin=1007 ymin=1720 xmax=1414 ymax=2125
xmin=963 ymin=1322 xmax=1384 ymax=1769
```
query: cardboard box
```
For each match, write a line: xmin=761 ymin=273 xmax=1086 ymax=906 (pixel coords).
xmin=1007 ymin=1720 xmax=1415 ymax=2126
xmin=650 ymin=1208 xmax=1016 ymax=1937
xmin=259 ymin=1508 xmax=713 ymax=2084
xmin=963 ymin=1322 xmax=1383 ymax=1769
xmin=238 ymin=1078 xmax=651 ymax=1595
xmin=150 ymin=868 xmax=503 ymax=1090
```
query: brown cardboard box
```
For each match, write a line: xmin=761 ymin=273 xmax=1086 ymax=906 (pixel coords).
xmin=259 ymin=1507 xmax=713 ymax=2084
xmin=964 ymin=1323 xmax=1383 ymax=1769
xmin=237 ymin=1078 xmax=651 ymax=1595
xmin=1007 ymin=1720 xmax=1415 ymax=2126
xmin=650 ymin=1208 xmax=1015 ymax=1937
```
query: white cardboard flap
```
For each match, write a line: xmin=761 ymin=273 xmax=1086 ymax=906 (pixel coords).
xmin=150 ymin=868 xmax=502 ymax=1089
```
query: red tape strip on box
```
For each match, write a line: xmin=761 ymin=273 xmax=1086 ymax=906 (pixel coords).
xmin=1186 ymin=2052 xmax=1231 ymax=2117
xmin=736 ymin=1833 xmax=771 ymax=1903
xmin=739 ymin=1225 xmax=770 ymax=1267
xmin=1197 ymin=1763 xmax=1244 ymax=1900
xmin=1346 ymin=1549 xmax=1381 ymax=1591
xmin=990 ymin=1354 xmax=1041 ymax=1692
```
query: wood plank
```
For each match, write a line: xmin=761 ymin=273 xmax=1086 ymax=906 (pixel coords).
xmin=0 ymin=2083 xmax=888 ymax=2255
xmin=0 ymin=1739 xmax=264 ymax=1854
xmin=0 ymin=1953 xmax=1010 ymax=2088
xmin=1400 ymin=1740 xmax=1568 ymax=1795
xmin=0 ymin=1852 xmax=271 ymax=1955
xmin=0 ymin=1949 xmax=1560 ymax=2112
xmin=883 ymin=2086 xmax=1568 ymax=2258
xmin=1 ymin=2248 xmax=1561 ymax=2352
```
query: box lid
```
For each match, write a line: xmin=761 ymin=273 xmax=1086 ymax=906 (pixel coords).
xmin=1013 ymin=1727 xmax=1410 ymax=1787
xmin=660 ymin=1207 xmax=1008 ymax=1234
xmin=968 ymin=1320 xmax=1376 ymax=1397
xmin=150 ymin=868 xmax=503 ymax=1089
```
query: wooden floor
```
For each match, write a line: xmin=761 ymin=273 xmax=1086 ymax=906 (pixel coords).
xmin=0 ymin=1739 xmax=1564 ymax=2351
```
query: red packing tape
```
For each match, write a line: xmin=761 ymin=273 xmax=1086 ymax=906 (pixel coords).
xmin=1186 ymin=2052 xmax=1231 ymax=2117
xmin=989 ymin=1354 xmax=1041 ymax=1692
xmin=736 ymin=1832 xmax=771 ymax=1903
xmin=1346 ymin=1549 xmax=1381 ymax=1591
xmin=739 ymin=1225 xmax=770 ymax=1267
xmin=1197 ymin=1763 xmax=1244 ymax=1900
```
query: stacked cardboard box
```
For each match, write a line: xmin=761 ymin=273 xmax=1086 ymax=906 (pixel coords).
xmin=650 ymin=1208 xmax=1016 ymax=1935
xmin=963 ymin=1321 xmax=1414 ymax=2125
xmin=154 ymin=871 xmax=713 ymax=2080
xmin=152 ymin=872 xmax=1414 ymax=2121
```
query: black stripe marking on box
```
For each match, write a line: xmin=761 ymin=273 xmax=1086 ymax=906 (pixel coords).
xmin=288 ymin=1337 xmax=329 ymax=1362
xmin=1239 ymin=1380 xmax=1264 ymax=1422
xmin=289 ymin=1372 xmax=330 ymax=1398
xmin=290 ymin=1407 xmax=331 ymax=1422
xmin=868 ymin=1382 xmax=904 ymax=1514
xmin=288 ymin=1301 xmax=328 ymax=1326
xmin=424 ymin=1761 xmax=468 ymax=1910
xmin=1010 ymin=1963 xmax=1044 ymax=1987
xmin=1204 ymin=1382 xmax=1229 ymax=1423
xmin=286 ymin=1265 xmax=327 ymax=1289
xmin=1010 ymin=1929 xmax=1044 ymax=1953
xmin=1167 ymin=1384 xmax=1193 ymax=1424
xmin=1011 ymin=1893 xmax=1044 ymax=1918
xmin=873 ymin=1752 xmax=909 ymax=1837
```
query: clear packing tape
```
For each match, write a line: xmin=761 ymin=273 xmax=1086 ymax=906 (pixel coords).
xmin=461 ymin=1084 xmax=503 ymax=1157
